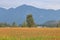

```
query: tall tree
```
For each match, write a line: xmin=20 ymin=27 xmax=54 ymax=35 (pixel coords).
xmin=12 ymin=22 xmax=18 ymax=27
xmin=26 ymin=14 xmax=36 ymax=27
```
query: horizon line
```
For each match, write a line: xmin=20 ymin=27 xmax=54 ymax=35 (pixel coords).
xmin=0 ymin=4 xmax=60 ymax=10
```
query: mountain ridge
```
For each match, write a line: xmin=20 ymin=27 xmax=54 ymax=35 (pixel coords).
xmin=0 ymin=4 xmax=60 ymax=24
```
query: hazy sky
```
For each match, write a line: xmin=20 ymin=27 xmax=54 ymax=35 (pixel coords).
xmin=0 ymin=0 xmax=60 ymax=9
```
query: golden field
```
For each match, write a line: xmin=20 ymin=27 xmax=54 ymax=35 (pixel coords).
xmin=0 ymin=28 xmax=60 ymax=40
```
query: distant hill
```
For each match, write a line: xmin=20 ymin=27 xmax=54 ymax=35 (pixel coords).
xmin=0 ymin=4 xmax=60 ymax=24
xmin=42 ymin=20 xmax=60 ymax=27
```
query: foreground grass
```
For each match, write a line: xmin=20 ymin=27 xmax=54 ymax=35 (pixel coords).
xmin=0 ymin=36 xmax=60 ymax=40
xmin=0 ymin=28 xmax=60 ymax=40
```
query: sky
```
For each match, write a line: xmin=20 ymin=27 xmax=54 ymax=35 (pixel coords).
xmin=0 ymin=0 xmax=60 ymax=10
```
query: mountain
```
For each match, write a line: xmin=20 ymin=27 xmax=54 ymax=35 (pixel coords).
xmin=42 ymin=20 xmax=60 ymax=27
xmin=42 ymin=20 xmax=58 ymax=27
xmin=0 ymin=4 xmax=60 ymax=24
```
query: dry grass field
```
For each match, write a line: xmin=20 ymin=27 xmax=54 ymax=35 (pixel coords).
xmin=0 ymin=28 xmax=60 ymax=40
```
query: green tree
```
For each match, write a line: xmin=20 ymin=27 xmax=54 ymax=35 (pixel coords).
xmin=12 ymin=22 xmax=18 ymax=27
xmin=21 ymin=21 xmax=27 ymax=27
xmin=57 ymin=21 xmax=60 ymax=27
xmin=0 ymin=22 xmax=10 ymax=27
xmin=26 ymin=14 xmax=36 ymax=27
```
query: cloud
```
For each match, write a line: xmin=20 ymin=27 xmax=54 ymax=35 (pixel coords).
xmin=0 ymin=0 xmax=60 ymax=9
xmin=0 ymin=0 xmax=24 ymax=8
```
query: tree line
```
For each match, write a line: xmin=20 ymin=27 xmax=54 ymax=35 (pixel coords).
xmin=0 ymin=14 xmax=36 ymax=27
xmin=0 ymin=14 xmax=60 ymax=28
